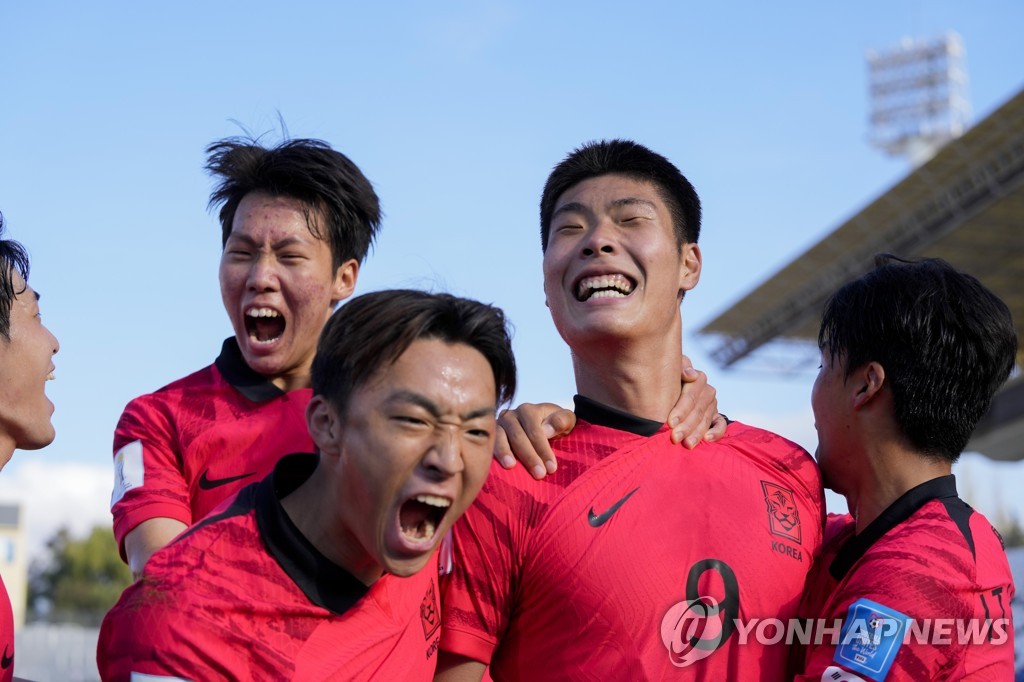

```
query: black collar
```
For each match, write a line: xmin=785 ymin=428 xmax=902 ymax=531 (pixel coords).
xmin=574 ymin=395 xmax=664 ymax=437
xmin=214 ymin=337 xmax=286 ymax=403
xmin=830 ymin=475 xmax=959 ymax=581
xmin=255 ymin=453 xmax=370 ymax=615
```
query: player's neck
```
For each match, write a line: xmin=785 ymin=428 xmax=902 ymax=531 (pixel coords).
xmin=281 ymin=469 xmax=384 ymax=586
xmin=570 ymin=334 xmax=684 ymax=424
xmin=847 ymin=444 xmax=953 ymax=534
xmin=268 ymin=368 xmax=313 ymax=393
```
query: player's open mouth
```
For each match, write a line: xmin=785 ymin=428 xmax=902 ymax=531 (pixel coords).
xmin=399 ymin=494 xmax=451 ymax=542
xmin=575 ymin=274 xmax=636 ymax=302
xmin=245 ymin=307 xmax=285 ymax=345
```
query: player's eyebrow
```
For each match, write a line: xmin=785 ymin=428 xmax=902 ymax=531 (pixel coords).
xmin=34 ymin=290 xmax=40 ymax=302
xmin=609 ymin=197 xmax=658 ymax=213
xmin=552 ymin=197 xmax=658 ymax=221
xmin=224 ymin=233 xmax=310 ymax=250
xmin=551 ymin=201 xmax=590 ymax=221
xmin=388 ymin=390 xmax=496 ymax=421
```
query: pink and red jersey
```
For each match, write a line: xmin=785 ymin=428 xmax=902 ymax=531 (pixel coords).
xmin=98 ymin=453 xmax=443 ymax=681
xmin=441 ymin=396 xmax=825 ymax=680
xmin=0 ymin=574 xmax=13 ymax=682
xmin=110 ymin=338 xmax=313 ymax=555
xmin=797 ymin=476 xmax=1015 ymax=681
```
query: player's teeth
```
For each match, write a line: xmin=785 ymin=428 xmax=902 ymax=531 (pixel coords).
xmin=423 ymin=520 xmax=436 ymax=538
xmin=47 ymin=372 xmax=55 ymax=381
xmin=577 ymin=274 xmax=633 ymax=299
xmin=246 ymin=308 xmax=280 ymax=318
xmin=415 ymin=494 xmax=451 ymax=508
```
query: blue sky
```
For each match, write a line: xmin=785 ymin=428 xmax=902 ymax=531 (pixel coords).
xmin=1 ymin=0 xmax=1023 ymax=557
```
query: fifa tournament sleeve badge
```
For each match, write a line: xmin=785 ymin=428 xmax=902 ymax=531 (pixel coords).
xmin=111 ymin=439 xmax=145 ymax=507
xmin=833 ymin=598 xmax=910 ymax=681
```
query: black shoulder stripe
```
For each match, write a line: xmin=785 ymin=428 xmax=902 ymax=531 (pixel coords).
xmin=941 ymin=496 xmax=976 ymax=560
xmin=173 ymin=482 xmax=258 ymax=545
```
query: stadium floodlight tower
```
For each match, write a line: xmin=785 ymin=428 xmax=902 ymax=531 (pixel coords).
xmin=867 ymin=32 xmax=971 ymax=166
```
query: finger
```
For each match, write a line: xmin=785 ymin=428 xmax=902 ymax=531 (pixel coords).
xmin=497 ymin=408 xmax=548 ymax=480
xmin=704 ymin=413 xmax=729 ymax=442
xmin=670 ymin=394 xmax=702 ymax=447
xmin=545 ymin=408 xmax=576 ymax=439
xmin=530 ymin=407 xmax=574 ymax=474
xmin=683 ymin=383 xmax=718 ymax=448
xmin=671 ymin=374 xmax=717 ymax=448
xmin=492 ymin=421 xmax=516 ymax=468
xmin=668 ymin=373 xmax=707 ymax=444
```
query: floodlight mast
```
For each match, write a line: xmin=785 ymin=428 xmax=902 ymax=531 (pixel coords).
xmin=867 ymin=32 xmax=971 ymax=166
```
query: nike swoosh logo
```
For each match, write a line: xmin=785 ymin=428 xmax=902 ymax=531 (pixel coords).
xmin=1 ymin=644 xmax=12 ymax=669
xmin=198 ymin=470 xmax=255 ymax=490
xmin=587 ymin=487 xmax=639 ymax=527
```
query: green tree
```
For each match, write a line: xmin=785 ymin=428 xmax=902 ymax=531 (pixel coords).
xmin=28 ymin=524 xmax=132 ymax=626
xmin=999 ymin=514 xmax=1024 ymax=549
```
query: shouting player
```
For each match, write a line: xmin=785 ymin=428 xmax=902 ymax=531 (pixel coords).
xmin=437 ymin=140 xmax=825 ymax=680
xmin=0 ymin=212 xmax=60 ymax=681
xmin=110 ymin=136 xmax=381 ymax=577
xmin=795 ymin=256 xmax=1016 ymax=680
xmin=98 ymin=289 xmax=516 ymax=680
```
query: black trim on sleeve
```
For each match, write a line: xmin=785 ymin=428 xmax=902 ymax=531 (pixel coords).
xmin=173 ymin=483 xmax=258 ymax=545
xmin=940 ymin=496 xmax=977 ymax=560
xmin=255 ymin=452 xmax=370 ymax=615
xmin=214 ymin=337 xmax=286 ymax=403
xmin=830 ymin=475 xmax=960 ymax=581
xmin=573 ymin=395 xmax=664 ymax=437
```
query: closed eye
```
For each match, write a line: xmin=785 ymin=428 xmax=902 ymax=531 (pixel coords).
xmin=394 ymin=415 xmax=429 ymax=427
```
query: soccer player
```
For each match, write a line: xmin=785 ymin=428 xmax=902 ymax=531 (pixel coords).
xmin=437 ymin=140 xmax=825 ymax=680
xmin=110 ymin=136 xmax=381 ymax=578
xmin=98 ymin=289 xmax=517 ymax=680
xmin=795 ymin=256 xmax=1016 ymax=681
xmin=0 ymin=212 xmax=60 ymax=682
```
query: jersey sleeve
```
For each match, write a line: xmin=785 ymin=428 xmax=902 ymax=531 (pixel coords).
xmin=440 ymin=462 xmax=533 ymax=664
xmin=97 ymin=577 xmax=245 ymax=682
xmin=110 ymin=395 xmax=193 ymax=556
xmin=796 ymin=558 xmax=975 ymax=681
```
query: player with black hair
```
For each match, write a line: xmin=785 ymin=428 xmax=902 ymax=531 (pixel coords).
xmin=0 ymin=211 xmax=60 ymax=681
xmin=439 ymin=140 xmax=824 ymax=680
xmin=796 ymin=255 xmax=1016 ymax=680
xmin=99 ymin=289 xmax=516 ymax=680
xmin=111 ymin=135 xmax=382 ymax=577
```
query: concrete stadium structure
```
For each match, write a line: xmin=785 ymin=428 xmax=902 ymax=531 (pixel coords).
xmin=698 ymin=87 xmax=1024 ymax=462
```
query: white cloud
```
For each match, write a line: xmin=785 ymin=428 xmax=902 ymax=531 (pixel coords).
xmin=0 ymin=458 xmax=112 ymax=560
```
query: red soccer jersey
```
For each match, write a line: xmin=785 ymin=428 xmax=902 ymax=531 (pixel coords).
xmin=110 ymin=338 xmax=313 ymax=555
xmin=98 ymin=453 xmax=443 ymax=681
xmin=0 ymin=574 xmax=13 ymax=682
xmin=796 ymin=476 xmax=1015 ymax=681
xmin=442 ymin=396 xmax=825 ymax=680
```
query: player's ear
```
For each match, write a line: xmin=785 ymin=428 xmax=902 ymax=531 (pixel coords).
xmin=331 ymin=258 xmax=359 ymax=306
xmin=307 ymin=395 xmax=342 ymax=454
xmin=678 ymin=243 xmax=701 ymax=294
xmin=852 ymin=361 xmax=886 ymax=409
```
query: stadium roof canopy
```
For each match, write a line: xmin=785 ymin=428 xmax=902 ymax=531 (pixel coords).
xmin=697 ymin=87 xmax=1024 ymax=461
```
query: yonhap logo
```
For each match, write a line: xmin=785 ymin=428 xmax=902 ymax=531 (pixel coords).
xmin=660 ymin=597 xmax=726 ymax=667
